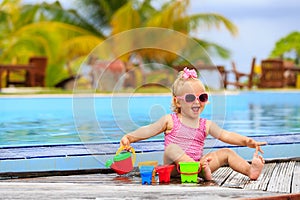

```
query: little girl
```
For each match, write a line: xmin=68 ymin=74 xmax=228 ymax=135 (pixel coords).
xmin=120 ymin=67 xmax=266 ymax=180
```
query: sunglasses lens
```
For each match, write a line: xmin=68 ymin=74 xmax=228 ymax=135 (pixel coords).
xmin=185 ymin=94 xmax=196 ymax=102
xmin=199 ymin=93 xmax=208 ymax=102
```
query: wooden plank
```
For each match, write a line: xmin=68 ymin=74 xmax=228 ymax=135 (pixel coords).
xmin=267 ymin=161 xmax=295 ymax=193
xmin=212 ymin=167 xmax=233 ymax=186
xmin=0 ymin=182 xmax=283 ymax=200
xmin=244 ymin=162 xmax=276 ymax=191
xmin=222 ymin=171 xmax=249 ymax=189
xmin=292 ymin=161 xmax=300 ymax=193
xmin=9 ymin=172 xmax=141 ymax=185
xmin=267 ymin=162 xmax=283 ymax=192
xmin=1 ymin=160 xmax=299 ymax=194
xmin=282 ymin=161 xmax=296 ymax=193
xmin=277 ymin=161 xmax=295 ymax=193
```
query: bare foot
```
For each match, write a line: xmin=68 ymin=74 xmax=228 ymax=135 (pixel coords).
xmin=249 ymin=150 xmax=265 ymax=180
xmin=200 ymin=157 xmax=212 ymax=181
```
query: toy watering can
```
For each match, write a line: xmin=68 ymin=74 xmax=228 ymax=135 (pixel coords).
xmin=105 ymin=146 xmax=136 ymax=175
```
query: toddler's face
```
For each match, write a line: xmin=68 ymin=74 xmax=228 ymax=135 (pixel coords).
xmin=176 ymin=80 xmax=206 ymax=118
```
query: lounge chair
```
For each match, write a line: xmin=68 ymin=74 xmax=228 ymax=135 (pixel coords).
xmin=27 ymin=57 xmax=48 ymax=87
xmin=224 ymin=57 xmax=256 ymax=89
xmin=6 ymin=56 xmax=47 ymax=87
xmin=258 ymin=59 xmax=285 ymax=88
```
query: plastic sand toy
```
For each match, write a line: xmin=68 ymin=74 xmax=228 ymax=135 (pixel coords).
xmin=177 ymin=162 xmax=200 ymax=183
xmin=139 ymin=166 xmax=154 ymax=185
xmin=105 ymin=146 xmax=136 ymax=175
xmin=155 ymin=165 xmax=174 ymax=183
xmin=138 ymin=161 xmax=158 ymax=183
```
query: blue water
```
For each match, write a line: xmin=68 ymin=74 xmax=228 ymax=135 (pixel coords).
xmin=1 ymin=91 xmax=300 ymax=147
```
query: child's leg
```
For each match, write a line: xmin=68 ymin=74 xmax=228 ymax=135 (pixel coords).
xmin=199 ymin=157 xmax=212 ymax=180
xmin=164 ymin=144 xmax=194 ymax=177
xmin=202 ymin=148 xmax=264 ymax=180
xmin=164 ymin=143 xmax=194 ymax=164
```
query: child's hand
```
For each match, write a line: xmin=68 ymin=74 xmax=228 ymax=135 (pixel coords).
xmin=247 ymin=138 xmax=267 ymax=154
xmin=255 ymin=144 xmax=266 ymax=154
xmin=120 ymin=135 xmax=131 ymax=150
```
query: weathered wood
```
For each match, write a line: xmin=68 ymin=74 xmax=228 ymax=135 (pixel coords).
xmin=244 ymin=162 xmax=276 ymax=191
xmin=212 ymin=167 xmax=233 ymax=186
xmin=1 ymin=160 xmax=299 ymax=197
xmin=292 ymin=161 xmax=300 ymax=193
xmin=0 ymin=182 xmax=285 ymax=200
xmin=222 ymin=171 xmax=249 ymax=189
xmin=267 ymin=161 xmax=295 ymax=193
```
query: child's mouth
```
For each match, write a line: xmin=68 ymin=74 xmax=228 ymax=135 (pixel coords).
xmin=192 ymin=106 xmax=200 ymax=113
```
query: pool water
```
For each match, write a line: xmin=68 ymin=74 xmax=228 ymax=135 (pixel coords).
xmin=1 ymin=91 xmax=300 ymax=147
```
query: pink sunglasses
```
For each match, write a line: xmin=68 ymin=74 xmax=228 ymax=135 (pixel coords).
xmin=176 ymin=93 xmax=209 ymax=103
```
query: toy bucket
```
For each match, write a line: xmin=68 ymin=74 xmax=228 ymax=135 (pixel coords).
xmin=105 ymin=146 xmax=136 ymax=175
xmin=139 ymin=166 xmax=154 ymax=185
xmin=155 ymin=165 xmax=174 ymax=183
xmin=177 ymin=162 xmax=200 ymax=183
xmin=138 ymin=161 xmax=158 ymax=183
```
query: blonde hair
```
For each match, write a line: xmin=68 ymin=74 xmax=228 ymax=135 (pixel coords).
xmin=171 ymin=70 xmax=203 ymax=113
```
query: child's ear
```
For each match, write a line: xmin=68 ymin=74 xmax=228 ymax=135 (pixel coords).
xmin=174 ymin=98 xmax=181 ymax=108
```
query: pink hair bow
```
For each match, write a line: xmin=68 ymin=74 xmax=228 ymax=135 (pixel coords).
xmin=182 ymin=67 xmax=197 ymax=79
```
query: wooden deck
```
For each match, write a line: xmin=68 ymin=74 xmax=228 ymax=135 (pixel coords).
xmin=0 ymin=160 xmax=299 ymax=199
xmin=213 ymin=160 xmax=299 ymax=193
xmin=0 ymin=134 xmax=299 ymax=199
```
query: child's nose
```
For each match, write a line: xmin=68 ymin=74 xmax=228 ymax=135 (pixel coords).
xmin=195 ymin=98 xmax=202 ymax=104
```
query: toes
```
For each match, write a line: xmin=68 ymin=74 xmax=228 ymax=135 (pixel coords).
xmin=258 ymin=155 xmax=265 ymax=163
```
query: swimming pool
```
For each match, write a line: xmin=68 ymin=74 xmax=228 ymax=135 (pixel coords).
xmin=1 ymin=91 xmax=300 ymax=147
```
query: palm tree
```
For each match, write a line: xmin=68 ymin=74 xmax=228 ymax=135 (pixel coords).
xmin=109 ymin=0 xmax=237 ymax=64
xmin=0 ymin=0 xmax=131 ymax=86
xmin=0 ymin=0 xmax=110 ymax=86
xmin=68 ymin=0 xmax=237 ymax=65
xmin=0 ymin=0 xmax=237 ymax=87
xmin=270 ymin=31 xmax=300 ymax=65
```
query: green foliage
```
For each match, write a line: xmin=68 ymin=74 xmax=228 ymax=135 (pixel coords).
xmin=0 ymin=0 xmax=238 ymax=87
xmin=270 ymin=31 xmax=300 ymax=64
xmin=73 ymin=0 xmax=128 ymax=34
xmin=110 ymin=0 xmax=237 ymax=64
xmin=0 ymin=1 xmax=106 ymax=86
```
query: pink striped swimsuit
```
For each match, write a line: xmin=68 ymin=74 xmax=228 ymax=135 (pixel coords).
xmin=164 ymin=113 xmax=207 ymax=161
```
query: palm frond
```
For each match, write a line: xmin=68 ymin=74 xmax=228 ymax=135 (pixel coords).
xmin=146 ymin=0 xmax=188 ymax=28
xmin=111 ymin=1 xmax=141 ymax=34
xmin=179 ymin=13 xmax=238 ymax=36
xmin=62 ymin=35 xmax=103 ymax=60
xmin=194 ymin=38 xmax=231 ymax=59
xmin=20 ymin=2 xmax=106 ymax=37
xmin=270 ymin=31 xmax=300 ymax=59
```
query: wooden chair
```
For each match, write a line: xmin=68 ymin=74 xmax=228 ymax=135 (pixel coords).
xmin=225 ymin=57 xmax=256 ymax=89
xmin=6 ymin=56 xmax=47 ymax=87
xmin=283 ymin=60 xmax=297 ymax=87
xmin=27 ymin=57 xmax=47 ymax=87
xmin=258 ymin=59 xmax=285 ymax=88
xmin=216 ymin=66 xmax=228 ymax=89
xmin=5 ymin=68 xmax=28 ymax=87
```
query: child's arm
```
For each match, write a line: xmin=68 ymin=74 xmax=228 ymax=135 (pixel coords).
xmin=120 ymin=114 xmax=171 ymax=148
xmin=207 ymin=120 xmax=267 ymax=153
